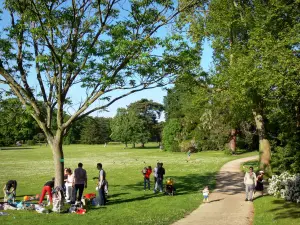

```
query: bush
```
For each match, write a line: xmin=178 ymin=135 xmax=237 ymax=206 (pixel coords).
xmin=27 ymin=140 xmax=36 ymax=146
xmin=180 ymin=140 xmax=197 ymax=152
xmin=268 ymin=171 xmax=300 ymax=203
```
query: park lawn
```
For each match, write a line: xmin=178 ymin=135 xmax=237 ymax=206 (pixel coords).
xmin=1 ymin=143 xmax=255 ymax=225
xmin=241 ymin=161 xmax=300 ymax=225
xmin=254 ymin=196 xmax=300 ymax=225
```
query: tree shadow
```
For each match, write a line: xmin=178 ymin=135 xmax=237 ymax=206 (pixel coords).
xmin=267 ymin=199 xmax=300 ymax=220
xmin=214 ymin=171 xmax=247 ymax=195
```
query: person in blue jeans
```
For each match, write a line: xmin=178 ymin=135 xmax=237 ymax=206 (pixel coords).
xmin=96 ymin=163 xmax=106 ymax=206
xmin=154 ymin=163 xmax=165 ymax=193
xmin=73 ymin=163 xmax=87 ymax=204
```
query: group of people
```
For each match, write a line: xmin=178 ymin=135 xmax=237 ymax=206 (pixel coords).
xmin=244 ymin=166 xmax=264 ymax=202
xmin=3 ymin=162 xmax=107 ymax=208
xmin=141 ymin=162 xmax=165 ymax=193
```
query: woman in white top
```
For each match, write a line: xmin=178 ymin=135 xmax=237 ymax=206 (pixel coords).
xmin=65 ymin=168 xmax=74 ymax=203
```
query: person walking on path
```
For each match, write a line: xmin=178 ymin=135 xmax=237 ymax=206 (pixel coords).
xmin=96 ymin=163 xmax=107 ymax=206
xmin=255 ymin=171 xmax=264 ymax=197
xmin=39 ymin=178 xmax=54 ymax=205
xmin=202 ymin=186 xmax=210 ymax=203
xmin=244 ymin=166 xmax=256 ymax=201
xmin=73 ymin=162 xmax=87 ymax=204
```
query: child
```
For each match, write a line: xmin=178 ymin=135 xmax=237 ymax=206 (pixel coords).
xmin=202 ymin=186 xmax=209 ymax=203
xmin=142 ymin=166 xmax=152 ymax=191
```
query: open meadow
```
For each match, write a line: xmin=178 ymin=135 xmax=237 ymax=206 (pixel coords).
xmin=0 ymin=143 xmax=255 ymax=225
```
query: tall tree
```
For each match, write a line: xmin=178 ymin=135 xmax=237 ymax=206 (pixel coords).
xmin=0 ymin=0 xmax=201 ymax=186
xmin=128 ymin=98 xmax=164 ymax=145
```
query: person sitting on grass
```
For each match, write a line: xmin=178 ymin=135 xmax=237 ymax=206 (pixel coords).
xmin=39 ymin=178 xmax=55 ymax=205
xmin=202 ymin=186 xmax=209 ymax=203
xmin=3 ymin=180 xmax=17 ymax=202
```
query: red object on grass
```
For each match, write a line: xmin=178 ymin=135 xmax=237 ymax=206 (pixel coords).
xmin=84 ymin=193 xmax=96 ymax=199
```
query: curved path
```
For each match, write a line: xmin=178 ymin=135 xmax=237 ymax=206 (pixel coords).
xmin=173 ymin=155 xmax=258 ymax=225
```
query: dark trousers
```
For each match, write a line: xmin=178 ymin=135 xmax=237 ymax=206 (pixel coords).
xmin=98 ymin=187 xmax=106 ymax=205
xmin=74 ymin=184 xmax=84 ymax=202
xmin=144 ymin=177 xmax=150 ymax=190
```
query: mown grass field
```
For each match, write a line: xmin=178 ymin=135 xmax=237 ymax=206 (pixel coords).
xmin=0 ymin=143 xmax=255 ymax=225
xmin=241 ymin=160 xmax=300 ymax=225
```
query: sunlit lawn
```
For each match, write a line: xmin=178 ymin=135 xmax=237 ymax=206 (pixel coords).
xmin=0 ymin=143 xmax=255 ymax=225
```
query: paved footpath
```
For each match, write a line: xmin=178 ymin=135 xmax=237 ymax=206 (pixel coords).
xmin=173 ymin=155 xmax=258 ymax=225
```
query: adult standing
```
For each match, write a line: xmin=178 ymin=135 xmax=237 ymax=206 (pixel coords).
xmin=155 ymin=163 xmax=165 ymax=193
xmin=244 ymin=166 xmax=256 ymax=201
xmin=73 ymin=162 xmax=87 ymax=204
xmin=65 ymin=168 xmax=74 ymax=203
xmin=153 ymin=163 xmax=159 ymax=191
xmin=255 ymin=171 xmax=264 ymax=196
xmin=96 ymin=163 xmax=106 ymax=206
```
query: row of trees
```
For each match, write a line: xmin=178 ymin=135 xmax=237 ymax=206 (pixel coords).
xmin=0 ymin=98 xmax=162 ymax=147
xmin=162 ymin=0 xmax=300 ymax=174
xmin=0 ymin=98 xmax=111 ymax=146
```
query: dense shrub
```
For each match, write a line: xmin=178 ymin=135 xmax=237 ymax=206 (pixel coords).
xmin=268 ymin=172 xmax=300 ymax=203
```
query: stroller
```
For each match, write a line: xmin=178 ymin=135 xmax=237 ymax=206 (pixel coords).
xmin=165 ymin=178 xmax=175 ymax=196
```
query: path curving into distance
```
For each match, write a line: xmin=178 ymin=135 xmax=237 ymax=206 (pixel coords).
xmin=172 ymin=155 xmax=258 ymax=225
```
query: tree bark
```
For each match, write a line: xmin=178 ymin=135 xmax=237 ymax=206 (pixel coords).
xmin=229 ymin=129 xmax=237 ymax=154
xmin=141 ymin=143 xmax=145 ymax=148
xmin=253 ymin=111 xmax=271 ymax=172
xmin=48 ymin=133 xmax=64 ymax=187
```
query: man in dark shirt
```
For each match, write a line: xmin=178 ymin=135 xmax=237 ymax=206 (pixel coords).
xmin=39 ymin=178 xmax=55 ymax=205
xmin=156 ymin=163 xmax=165 ymax=193
xmin=73 ymin=162 xmax=87 ymax=203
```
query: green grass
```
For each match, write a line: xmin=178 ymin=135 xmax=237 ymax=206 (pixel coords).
xmin=0 ymin=143 xmax=255 ymax=225
xmin=254 ymin=196 xmax=300 ymax=225
xmin=241 ymin=161 xmax=300 ymax=225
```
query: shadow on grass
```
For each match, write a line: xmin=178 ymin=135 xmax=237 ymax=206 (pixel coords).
xmin=0 ymin=147 xmax=34 ymax=150
xmin=267 ymin=199 xmax=300 ymax=220
xmin=107 ymin=172 xmax=218 ymax=205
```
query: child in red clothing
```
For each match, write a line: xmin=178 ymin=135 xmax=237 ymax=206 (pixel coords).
xmin=142 ymin=166 xmax=152 ymax=191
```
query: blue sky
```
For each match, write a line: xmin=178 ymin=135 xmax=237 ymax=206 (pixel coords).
xmin=0 ymin=1 xmax=214 ymax=120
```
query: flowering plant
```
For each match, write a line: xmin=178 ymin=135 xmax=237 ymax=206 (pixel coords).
xmin=268 ymin=172 xmax=300 ymax=203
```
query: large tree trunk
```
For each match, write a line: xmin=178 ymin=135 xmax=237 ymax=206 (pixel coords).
xmin=229 ymin=129 xmax=237 ymax=154
xmin=253 ymin=111 xmax=271 ymax=172
xmin=48 ymin=134 xmax=64 ymax=187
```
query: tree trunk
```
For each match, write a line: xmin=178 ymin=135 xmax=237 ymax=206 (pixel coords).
xmin=132 ymin=143 xmax=135 ymax=148
xmin=229 ymin=129 xmax=237 ymax=154
xmin=48 ymin=134 xmax=64 ymax=187
xmin=141 ymin=143 xmax=145 ymax=148
xmin=253 ymin=111 xmax=271 ymax=172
